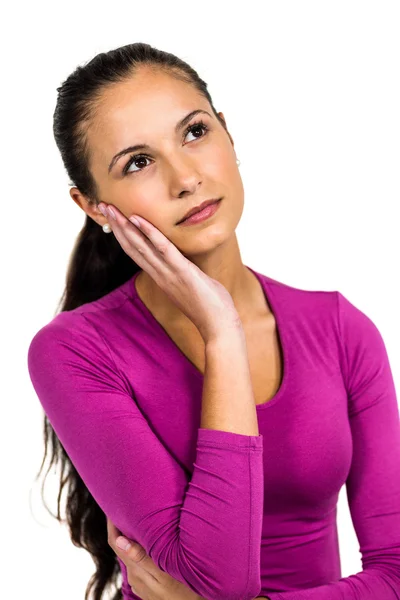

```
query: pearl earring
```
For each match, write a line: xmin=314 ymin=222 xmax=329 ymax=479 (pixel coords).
xmin=236 ymin=158 xmax=241 ymax=166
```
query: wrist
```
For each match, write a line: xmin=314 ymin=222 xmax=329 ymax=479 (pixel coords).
xmin=201 ymin=316 xmax=244 ymax=345
xmin=204 ymin=326 xmax=246 ymax=349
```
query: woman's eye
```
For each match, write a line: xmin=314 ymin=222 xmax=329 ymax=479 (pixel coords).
xmin=124 ymin=155 xmax=151 ymax=175
xmin=123 ymin=121 xmax=209 ymax=175
xmin=185 ymin=122 xmax=208 ymax=143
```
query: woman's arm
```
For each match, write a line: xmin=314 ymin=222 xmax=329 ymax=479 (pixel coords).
xmin=201 ymin=329 xmax=260 ymax=435
xmin=108 ymin=517 xmax=270 ymax=600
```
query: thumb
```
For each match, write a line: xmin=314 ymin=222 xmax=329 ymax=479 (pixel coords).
xmin=116 ymin=536 xmax=162 ymax=583
xmin=116 ymin=536 xmax=147 ymax=563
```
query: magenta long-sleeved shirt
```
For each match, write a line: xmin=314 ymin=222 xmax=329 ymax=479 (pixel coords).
xmin=27 ymin=266 xmax=400 ymax=599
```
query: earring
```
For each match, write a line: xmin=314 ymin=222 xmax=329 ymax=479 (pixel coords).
xmin=102 ymin=223 xmax=112 ymax=233
xmin=236 ymin=158 xmax=241 ymax=166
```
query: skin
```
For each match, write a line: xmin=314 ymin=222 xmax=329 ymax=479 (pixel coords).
xmin=70 ymin=66 xmax=269 ymax=328
xmin=71 ymin=67 xmax=270 ymax=598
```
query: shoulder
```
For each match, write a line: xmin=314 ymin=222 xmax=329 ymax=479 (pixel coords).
xmin=27 ymin=311 xmax=112 ymax=395
xmin=253 ymin=268 xmax=339 ymax=320
xmin=261 ymin=271 xmax=385 ymax=354
xmin=27 ymin=277 xmax=135 ymax=359
xmin=28 ymin=310 xmax=97 ymax=356
xmin=27 ymin=306 xmax=132 ymax=402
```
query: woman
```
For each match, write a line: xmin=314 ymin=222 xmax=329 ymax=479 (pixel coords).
xmin=28 ymin=42 xmax=400 ymax=600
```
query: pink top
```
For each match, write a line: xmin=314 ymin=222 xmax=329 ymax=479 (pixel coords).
xmin=27 ymin=266 xmax=400 ymax=599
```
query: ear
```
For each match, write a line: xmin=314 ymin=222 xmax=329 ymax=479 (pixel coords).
xmin=69 ymin=186 xmax=108 ymax=227
xmin=217 ymin=111 xmax=234 ymax=148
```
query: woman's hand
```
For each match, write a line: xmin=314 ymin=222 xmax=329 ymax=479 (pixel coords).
xmin=97 ymin=203 xmax=242 ymax=343
xmin=107 ymin=517 xmax=268 ymax=599
xmin=107 ymin=517 xmax=204 ymax=599
xmin=107 ymin=518 xmax=267 ymax=600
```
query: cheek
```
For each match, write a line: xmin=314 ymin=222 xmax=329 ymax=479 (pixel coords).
xmin=203 ymin=145 xmax=237 ymax=181
xmin=115 ymin=190 xmax=161 ymax=222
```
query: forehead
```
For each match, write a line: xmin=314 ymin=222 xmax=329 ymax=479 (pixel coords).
xmin=88 ymin=69 xmax=207 ymax=166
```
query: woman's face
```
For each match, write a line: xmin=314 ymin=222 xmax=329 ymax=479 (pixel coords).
xmin=74 ymin=68 xmax=244 ymax=256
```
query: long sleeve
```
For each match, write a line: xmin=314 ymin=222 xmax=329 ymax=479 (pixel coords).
xmin=266 ymin=291 xmax=400 ymax=599
xmin=27 ymin=311 xmax=264 ymax=600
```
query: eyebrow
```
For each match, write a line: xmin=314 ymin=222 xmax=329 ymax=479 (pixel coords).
xmin=108 ymin=109 xmax=213 ymax=174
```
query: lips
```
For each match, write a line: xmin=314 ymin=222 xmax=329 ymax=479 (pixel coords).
xmin=177 ymin=198 xmax=222 ymax=224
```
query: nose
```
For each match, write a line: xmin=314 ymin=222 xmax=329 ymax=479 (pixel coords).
xmin=167 ymin=156 xmax=202 ymax=197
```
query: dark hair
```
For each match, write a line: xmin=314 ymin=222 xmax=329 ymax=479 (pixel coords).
xmin=33 ymin=42 xmax=226 ymax=600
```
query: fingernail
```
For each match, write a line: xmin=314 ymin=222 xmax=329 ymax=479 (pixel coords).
xmin=129 ymin=216 xmax=141 ymax=228
xmin=116 ymin=536 xmax=132 ymax=551
xmin=98 ymin=204 xmax=107 ymax=217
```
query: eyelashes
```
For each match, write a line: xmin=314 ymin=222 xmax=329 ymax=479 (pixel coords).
xmin=122 ymin=119 xmax=210 ymax=176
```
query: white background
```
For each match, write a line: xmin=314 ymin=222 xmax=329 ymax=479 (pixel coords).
xmin=2 ymin=1 xmax=399 ymax=598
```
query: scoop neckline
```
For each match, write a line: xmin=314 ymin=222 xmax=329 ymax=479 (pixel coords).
xmin=129 ymin=265 xmax=288 ymax=411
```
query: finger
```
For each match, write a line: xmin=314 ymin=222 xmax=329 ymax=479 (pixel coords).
xmin=101 ymin=204 xmax=157 ymax=259
xmin=106 ymin=520 xmax=159 ymax=581
xmin=100 ymin=206 xmax=174 ymax=285
xmin=127 ymin=213 xmax=177 ymax=260
xmin=106 ymin=517 xmax=136 ymax=561
xmin=99 ymin=202 xmax=185 ymax=266
xmin=107 ymin=519 xmax=178 ymax=596
xmin=108 ymin=529 xmax=153 ymax=591
xmin=127 ymin=564 xmax=158 ymax=600
xmin=124 ymin=546 xmax=160 ymax=598
xmin=123 ymin=541 xmax=160 ymax=583
xmin=102 ymin=202 xmax=171 ymax=253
